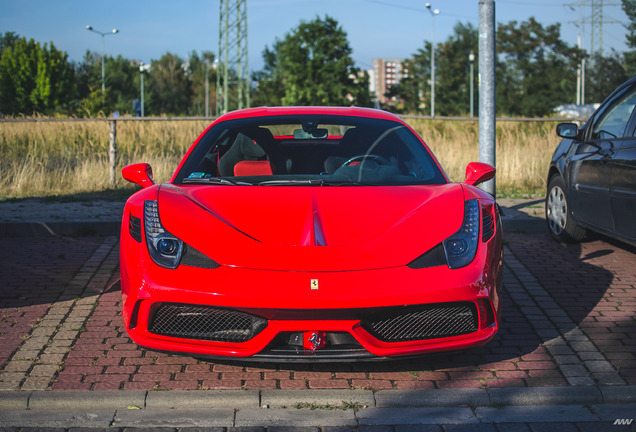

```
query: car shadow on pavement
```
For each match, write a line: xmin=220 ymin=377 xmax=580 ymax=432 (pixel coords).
xmin=0 ymin=236 xmax=111 ymax=373
xmin=209 ymin=230 xmax=629 ymax=388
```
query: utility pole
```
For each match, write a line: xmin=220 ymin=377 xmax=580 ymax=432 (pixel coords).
xmin=217 ymin=0 xmax=249 ymax=116
xmin=479 ymin=0 xmax=496 ymax=197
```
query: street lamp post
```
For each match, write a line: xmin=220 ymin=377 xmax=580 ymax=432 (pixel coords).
xmin=85 ymin=25 xmax=119 ymax=97
xmin=425 ymin=3 xmax=439 ymax=118
xmin=469 ymin=51 xmax=475 ymax=117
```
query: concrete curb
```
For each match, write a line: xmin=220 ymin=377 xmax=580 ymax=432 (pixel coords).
xmin=2 ymin=386 xmax=635 ymax=411
xmin=2 ymin=388 xmax=635 ymax=428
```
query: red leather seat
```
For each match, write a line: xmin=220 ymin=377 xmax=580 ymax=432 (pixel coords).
xmin=234 ymin=160 xmax=273 ymax=176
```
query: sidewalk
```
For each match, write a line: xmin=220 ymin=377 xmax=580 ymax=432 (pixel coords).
xmin=1 ymin=387 xmax=635 ymax=429
xmin=1 ymin=198 xmax=635 ymax=430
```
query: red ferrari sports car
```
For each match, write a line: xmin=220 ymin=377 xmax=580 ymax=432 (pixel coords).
xmin=120 ymin=106 xmax=503 ymax=361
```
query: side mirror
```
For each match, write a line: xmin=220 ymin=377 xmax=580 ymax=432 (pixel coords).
xmin=556 ymin=123 xmax=578 ymax=139
xmin=464 ymin=162 xmax=495 ymax=187
xmin=122 ymin=163 xmax=154 ymax=188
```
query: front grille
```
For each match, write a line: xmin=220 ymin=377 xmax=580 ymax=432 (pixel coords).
xmin=362 ymin=302 xmax=478 ymax=342
xmin=149 ymin=303 xmax=267 ymax=343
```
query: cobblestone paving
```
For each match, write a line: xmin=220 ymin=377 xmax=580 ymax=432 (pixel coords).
xmin=0 ymin=232 xmax=634 ymax=391
xmin=0 ymin=236 xmax=103 ymax=385
xmin=506 ymin=232 xmax=636 ymax=386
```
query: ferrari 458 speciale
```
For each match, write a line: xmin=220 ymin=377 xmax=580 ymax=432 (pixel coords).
xmin=120 ymin=106 xmax=503 ymax=361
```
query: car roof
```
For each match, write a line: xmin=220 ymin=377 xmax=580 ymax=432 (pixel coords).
xmin=215 ymin=106 xmax=406 ymax=123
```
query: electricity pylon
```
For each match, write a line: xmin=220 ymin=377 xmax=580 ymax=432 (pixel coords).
xmin=567 ymin=0 xmax=621 ymax=57
xmin=567 ymin=0 xmax=621 ymax=104
xmin=217 ymin=0 xmax=250 ymax=116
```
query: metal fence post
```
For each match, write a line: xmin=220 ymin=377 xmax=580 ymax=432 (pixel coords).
xmin=109 ymin=119 xmax=117 ymax=187
xmin=478 ymin=0 xmax=496 ymax=196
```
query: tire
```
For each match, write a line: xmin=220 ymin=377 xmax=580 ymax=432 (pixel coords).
xmin=545 ymin=176 xmax=586 ymax=242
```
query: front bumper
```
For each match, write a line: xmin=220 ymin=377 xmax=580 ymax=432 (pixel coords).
xmin=120 ymin=256 xmax=501 ymax=360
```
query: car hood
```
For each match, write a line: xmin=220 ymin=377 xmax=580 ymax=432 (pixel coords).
xmin=157 ymin=183 xmax=466 ymax=271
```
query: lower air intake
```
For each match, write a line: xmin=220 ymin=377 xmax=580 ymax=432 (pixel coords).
xmin=149 ymin=303 xmax=267 ymax=343
xmin=362 ymin=302 xmax=478 ymax=342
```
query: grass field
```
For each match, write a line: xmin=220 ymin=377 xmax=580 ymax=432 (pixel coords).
xmin=0 ymin=117 xmax=559 ymax=200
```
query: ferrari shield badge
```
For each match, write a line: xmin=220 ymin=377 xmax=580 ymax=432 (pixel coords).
xmin=310 ymin=279 xmax=319 ymax=290
xmin=303 ymin=331 xmax=326 ymax=350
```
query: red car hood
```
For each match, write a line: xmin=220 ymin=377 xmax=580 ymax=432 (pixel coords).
xmin=158 ymin=183 xmax=465 ymax=271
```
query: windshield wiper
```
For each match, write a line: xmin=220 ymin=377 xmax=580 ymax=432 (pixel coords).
xmin=258 ymin=179 xmax=365 ymax=186
xmin=182 ymin=177 xmax=252 ymax=186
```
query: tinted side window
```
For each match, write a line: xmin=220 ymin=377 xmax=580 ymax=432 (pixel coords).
xmin=591 ymin=85 xmax=636 ymax=140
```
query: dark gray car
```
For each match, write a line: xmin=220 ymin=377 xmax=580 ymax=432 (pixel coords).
xmin=546 ymin=76 xmax=636 ymax=247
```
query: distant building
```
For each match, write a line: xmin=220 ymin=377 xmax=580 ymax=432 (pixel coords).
xmin=372 ymin=58 xmax=409 ymax=106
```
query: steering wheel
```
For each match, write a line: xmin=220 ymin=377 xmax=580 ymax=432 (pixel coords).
xmin=339 ymin=154 xmax=391 ymax=170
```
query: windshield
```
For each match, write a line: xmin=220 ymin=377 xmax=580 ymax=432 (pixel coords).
xmin=174 ymin=114 xmax=447 ymax=186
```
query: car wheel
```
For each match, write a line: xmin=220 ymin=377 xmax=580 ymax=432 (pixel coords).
xmin=545 ymin=176 xmax=586 ymax=242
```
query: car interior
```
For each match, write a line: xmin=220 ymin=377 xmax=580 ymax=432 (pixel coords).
xmin=177 ymin=117 xmax=446 ymax=186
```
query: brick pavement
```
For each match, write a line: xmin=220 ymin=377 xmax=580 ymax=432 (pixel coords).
xmin=0 ymin=236 xmax=102 ymax=383
xmin=506 ymin=232 xmax=636 ymax=386
xmin=0 ymin=231 xmax=634 ymax=392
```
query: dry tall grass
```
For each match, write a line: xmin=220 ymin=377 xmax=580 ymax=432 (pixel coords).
xmin=0 ymin=117 xmax=559 ymax=199
xmin=408 ymin=118 xmax=560 ymax=195
xmin=0 ymin=120 xmax=207 ymax=199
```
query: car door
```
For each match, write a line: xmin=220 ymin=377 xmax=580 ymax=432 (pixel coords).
xmin=610 ymin=117 xmax=636 ymax=240
xmin=568 ymin=84 xmax=636 ymax=231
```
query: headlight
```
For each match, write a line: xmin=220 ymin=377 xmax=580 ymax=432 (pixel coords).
xmin=407 ymin=199 xmax=481 ymax=270
xmin=144 ymin=200 xmax=183 ymax=269
xmin=443 ymin=199 xmax=479 ymax=269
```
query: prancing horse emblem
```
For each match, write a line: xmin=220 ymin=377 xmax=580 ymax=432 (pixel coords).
xmin=310 ymin=279 xmax=319 ymax=290
xmin=308 ymin=332 xmax=323 ymax=350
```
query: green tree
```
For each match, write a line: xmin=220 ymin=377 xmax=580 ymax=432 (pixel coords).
xmin=586 ymin=52 xmax=629 ymax=102
xmin=107 ymin=55 xmax=140 ymax=115
xmin=392 ymin=48 xmax=429 ymax=114
xmin=76 ymin=51 xmax=138 ymax=116
xmin=188 ymin=51 xmax=216 ymax=116
xmin=0 ymin=35 xmax=75 ymax=115
xmin=252 ymin=44 xmax=285 ymax=107
xmin=0 ymin=32 xmax=20 ymax=52
xmin=394 ymin=23 xmax=477 ymax=116
xmin=75 ymin=51 xmax=101 ymax=112
xmin=496 ymin=18 xmax=583 ymax=116
xmin=254 ymin=16 xmax=371 ymax=106
xmin=622 ymin=0 xmax=636 ymax=75
xmin=434 ymin=22 xmax=478 ymax=116
xmin=146 ymin=52 xmax=192 ymax=115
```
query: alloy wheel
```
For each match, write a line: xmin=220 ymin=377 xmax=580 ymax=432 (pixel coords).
xmin=547 ymin=185 xmax=567 ymax=235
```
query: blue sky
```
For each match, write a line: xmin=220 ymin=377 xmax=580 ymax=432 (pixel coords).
xmin=0 ymin=0 xmax=629 ymax=72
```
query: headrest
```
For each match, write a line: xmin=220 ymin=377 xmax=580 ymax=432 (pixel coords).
xmin=235 ymin=133 xmax=266 ymax=158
